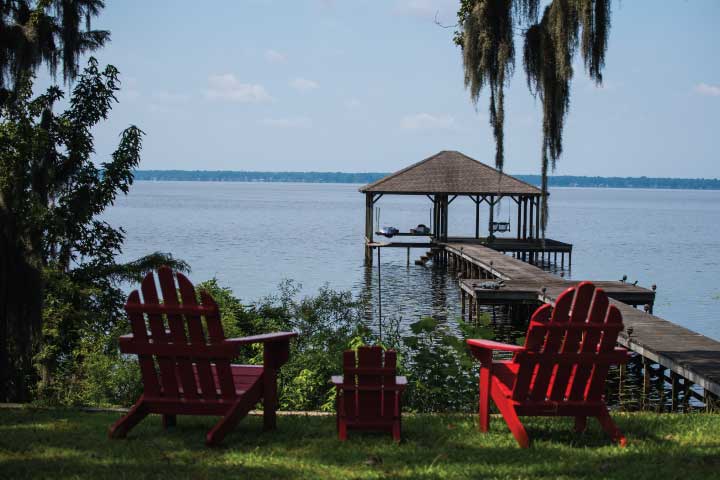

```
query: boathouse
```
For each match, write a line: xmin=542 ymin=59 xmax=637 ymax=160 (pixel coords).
xmin=360 ymin=150 xmax=720 ymax=409
xmin=360 ymin=150 xmax=572 ymax=265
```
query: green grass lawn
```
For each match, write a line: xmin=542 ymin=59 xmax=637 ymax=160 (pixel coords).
xmin=1 ymin=408 xmax=719 ymax=479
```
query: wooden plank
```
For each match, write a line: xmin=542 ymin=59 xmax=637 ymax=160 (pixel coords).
xmin=446 ymin=242 xmax=720 ymax=398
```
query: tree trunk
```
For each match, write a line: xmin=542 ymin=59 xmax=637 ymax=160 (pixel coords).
xmin=0 ymin=227 xmax=43 ymax=402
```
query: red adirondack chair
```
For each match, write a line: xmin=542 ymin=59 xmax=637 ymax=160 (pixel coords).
xmin=108 ymin=267 xmax=297 ymax=446
xmin=467 ymin=281 xmax=629 ymax=448
xmin=331 ymin=346 xmax=406 ymax=442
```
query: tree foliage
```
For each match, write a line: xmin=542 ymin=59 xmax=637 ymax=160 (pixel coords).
xmin=0 ymin=0 xmax=109 ymax=89
xmin=457 ymin=0 xmax=611 ymax=230
xmin=0 ymin=59 xmax=186 ymax=401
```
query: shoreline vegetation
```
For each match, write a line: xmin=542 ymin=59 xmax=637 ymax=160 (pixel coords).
xmin=133 ymin=170 xmax=720 ymax=190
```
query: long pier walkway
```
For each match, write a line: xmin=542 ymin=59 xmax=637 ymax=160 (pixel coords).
xmin=442 ymin=242 xmax=720 ymax=403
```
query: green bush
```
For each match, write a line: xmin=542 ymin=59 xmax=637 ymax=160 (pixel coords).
xmin=37 ymin=275 xmax=499 ymax=413
xmin=198 ymin=279 xmax=371 ymax=411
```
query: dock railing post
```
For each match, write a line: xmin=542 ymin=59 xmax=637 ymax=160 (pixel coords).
xmin=377 ymin=246 xmax=382 ymax=343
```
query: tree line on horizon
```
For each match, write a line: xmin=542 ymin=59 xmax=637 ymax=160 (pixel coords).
xmin=133 ymin=170 xmax=720 ymax=190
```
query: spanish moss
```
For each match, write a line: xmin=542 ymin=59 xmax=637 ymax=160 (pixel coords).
xmin=457 ymin=0 xmax=611 ymax=232
xmin=0 ymin=1 xmax=109 ymax=89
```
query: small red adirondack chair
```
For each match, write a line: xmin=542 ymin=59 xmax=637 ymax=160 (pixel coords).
xmin=108 ymin=267 xmax=297 ymax=446
xmin=331 ymin=346 xmax=406 ymax=442
xmin=467 ymin=281 xmax=629 ymax=448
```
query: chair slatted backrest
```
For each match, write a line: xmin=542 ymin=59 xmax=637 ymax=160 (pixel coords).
xmin=124 ymin=267 xmax=237 ymax=402
xmin=342 ymin=346 xmax=398 ymax=421
xmin=512 ymin=282 xmax=624 ymax=403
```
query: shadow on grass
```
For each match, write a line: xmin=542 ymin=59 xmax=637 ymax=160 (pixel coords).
xmin=1 ymin=409 xmax=719 ymax=479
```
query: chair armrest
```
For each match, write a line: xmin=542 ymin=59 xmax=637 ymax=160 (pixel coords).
xmin=225 ymin=332 xmax=297 ymax=346
xmin=467 ymin=338 xmax=525 ymax=352
xmin=227 ymin=332 xmax=296 ymax=370
xmin=118 ymin=334 xmax=135 ymax=354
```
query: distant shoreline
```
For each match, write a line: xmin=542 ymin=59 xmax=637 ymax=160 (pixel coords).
xmin=133 ymin=170 xmax=720 ymax=190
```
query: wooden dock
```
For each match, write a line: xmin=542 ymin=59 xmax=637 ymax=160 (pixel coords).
xmin=443 ymin=242 xmax=720 ymax=400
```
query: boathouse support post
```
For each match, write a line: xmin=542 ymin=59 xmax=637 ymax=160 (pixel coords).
xmin=475 ymin=196 xmax=480 ymax=239
xmin=516 ymin=196 xmax=522 ymax=239
xmin=522 ymin=197 xmax=528 ymax=240
xmin=535 ymin=196 xmax=541 ymax=239
xmin=488 ymin=195 xmax=495 ymax=238
xmin=528 ymin=196 xmax=534 ymax=240
xmin=364 ymin=193 xmax=374 ymax=265
xmin=442 ymin=195 xmax=449 ymax=241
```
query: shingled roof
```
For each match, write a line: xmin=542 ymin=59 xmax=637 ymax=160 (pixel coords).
xmin=359 ymin=151 xmax=542 ymax=195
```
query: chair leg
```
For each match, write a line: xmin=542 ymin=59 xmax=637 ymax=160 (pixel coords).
xmin=574 ymin=416 xmax=587 ymax=433
xmin=392 ymin=420 xmax=401 ymax=443
xmin=597 ymin=409 xmax=626 ymax=447
xmin=478 ymin=366 xmax=491 ymax=432
xmin=491 ymin=388 xmax=530 ymax=448
xmin=338 ymin=418 xmax=347 ymax=441
xmin=162 ymin=415 xmax=177 ymax=430
xmin=206 ymin=387 xmax=260 ymax=446
xmin=108 ymin=398 xmax=148 ymax=439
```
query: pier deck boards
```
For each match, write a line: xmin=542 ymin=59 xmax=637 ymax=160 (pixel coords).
xmin=445 ymin=236 xmax=573 ymax=253
xmin=446 ymin=243 xmax=720 ymax=397
xmin=460 ymin=279 xmax=655 ymax=307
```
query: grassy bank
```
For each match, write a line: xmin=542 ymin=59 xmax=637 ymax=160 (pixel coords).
xmin=1 ymin=408 xmax=719 ymax=479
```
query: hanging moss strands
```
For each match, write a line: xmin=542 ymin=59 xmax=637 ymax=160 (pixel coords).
xmin=0 ymin=1 xmax=110 ymax=89
xmin=457 ymin=0 xmax=611 ymax=232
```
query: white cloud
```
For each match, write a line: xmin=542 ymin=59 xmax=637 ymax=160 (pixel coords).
xmin=204 ymin=74 xmax=273 ymax=103
xmin=289 ymin=77 xmax=320 ymax=91
xmin=259 ymin=117 xmax=312 ymax=128
xmin=400 ymin=113 xmax=454 ymax=130
xmin=695 ymin=83 xmax=720 ymax=97
xmin=265 ymin=49 xmax=287 ymax=64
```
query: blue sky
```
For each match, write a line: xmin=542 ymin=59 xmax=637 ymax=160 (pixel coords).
xmin=52 ymin=0 xmax=720 ymax=177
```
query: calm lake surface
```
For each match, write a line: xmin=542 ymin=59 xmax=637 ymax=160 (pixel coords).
xmin=104 ymin=182 xmax=720 ymax=342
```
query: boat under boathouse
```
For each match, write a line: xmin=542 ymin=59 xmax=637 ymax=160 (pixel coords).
xmin=359 ymin=150 xmax=572 ymax=266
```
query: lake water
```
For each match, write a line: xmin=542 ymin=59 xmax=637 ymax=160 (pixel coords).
xmin=104 ymin=182 xmax=720 ymax=342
